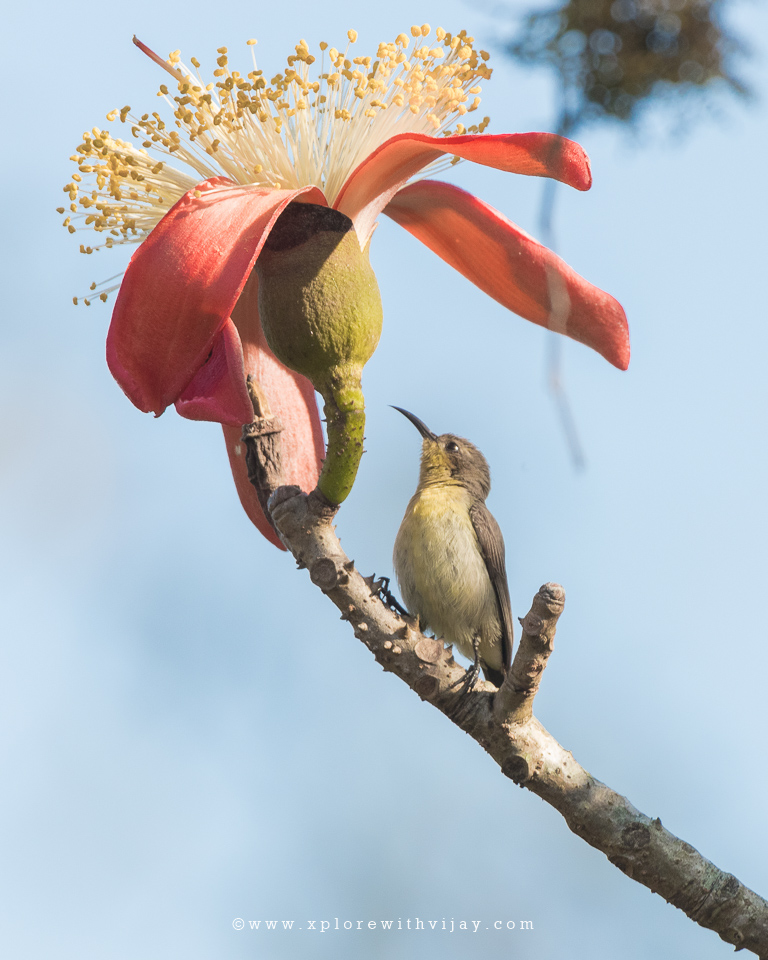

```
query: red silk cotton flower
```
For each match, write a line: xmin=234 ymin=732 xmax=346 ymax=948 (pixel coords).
xmin=61 ymin=27 xmax=629 ymax=548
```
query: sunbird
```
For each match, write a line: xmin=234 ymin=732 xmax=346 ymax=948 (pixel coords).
xmin=392 ymin=407 xmax=513 ymax=688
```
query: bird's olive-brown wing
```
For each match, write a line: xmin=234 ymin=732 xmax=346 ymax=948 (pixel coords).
xmin=470 ymin=501 xmax=514 ymax=673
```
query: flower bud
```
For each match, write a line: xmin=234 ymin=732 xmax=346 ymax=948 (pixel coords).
xmin=256 ymin=202 xmax=383 ymax=504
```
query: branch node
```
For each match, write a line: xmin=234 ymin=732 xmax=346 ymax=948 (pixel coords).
xmin=538 ymin=581 xmax=565 ymax=611
xmin=413 ymin=674 xmax=440 ymax=701
xmin=310 ymin=557 xmax=341 ymax=592
xmin=339 ymin=604 xmax=356 ymax=622
xmin=501 ymin=754 xmax=532 ymax=786
xmin=522 ymin=612 xmax=544 ymax=637
xmin=269 ymin=484 xmax=303 ymax=515
xmin=622 ymin=823 xmax=652 ymax=850
xmin=415 ymin=638 xmax=443 ymax=663
xmin=307 ymin=486 xmax=340 ymax=521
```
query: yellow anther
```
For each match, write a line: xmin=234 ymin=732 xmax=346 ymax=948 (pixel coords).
xmin=64 ymin=26 xmax=492 ymax=253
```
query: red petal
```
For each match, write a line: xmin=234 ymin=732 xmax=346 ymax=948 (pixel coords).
xmin=335 ymin=132 xmax=591 ymax=245
xmin=174 ymin=318 xmax=253 ymax=425
xmin=384 ymin=180 xmax=629 ymax=370
xmin=221 ymin=274 xmax=325 ymax=550
xmin=107 ymin=177 xmax=327 ymax=417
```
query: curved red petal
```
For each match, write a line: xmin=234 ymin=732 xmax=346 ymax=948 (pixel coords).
xmin=384 ymin=180 xmax=630 ymax=370
xmin=106 ymin=177 xmax=327 ymax=416
xmin=222 ymin=273 xmax=325 ymax=549
xmin=174 ymin=318 xmax=254 ymax=425
xmin=335 ymin=132 xmax=591 ymax=245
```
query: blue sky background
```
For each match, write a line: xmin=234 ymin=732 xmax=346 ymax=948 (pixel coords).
xmin=2 ymin=1 xmax=767 ymax=958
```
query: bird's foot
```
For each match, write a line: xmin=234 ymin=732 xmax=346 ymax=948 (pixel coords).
xmin=444 ymin=639 xmax=484 ymax=723
xmin=446 ymin=636 xmax=482 ymax=698
xmin=370 ymin=575 xmax=409 ymax=617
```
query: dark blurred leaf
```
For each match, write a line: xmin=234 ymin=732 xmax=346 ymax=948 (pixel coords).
xmin=506 ymin=0 xmax=748 ymax=129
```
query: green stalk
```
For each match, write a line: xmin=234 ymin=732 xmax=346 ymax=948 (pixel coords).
xmin=318 ymin=374 xmax=366 ymax=505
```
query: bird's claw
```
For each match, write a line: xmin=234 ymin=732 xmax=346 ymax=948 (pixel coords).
xmin=371 ymin=575 xmax=409 ymax=617
xmin=445 ymin=636 xmax=483 ymax=698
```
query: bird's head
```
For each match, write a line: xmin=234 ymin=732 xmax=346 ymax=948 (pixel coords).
xmin=392 ymin=406 xmax=491 ymax=501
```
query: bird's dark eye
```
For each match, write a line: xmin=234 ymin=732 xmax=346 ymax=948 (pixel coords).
xmin=445 ymin=441 xmax=460 ymax=453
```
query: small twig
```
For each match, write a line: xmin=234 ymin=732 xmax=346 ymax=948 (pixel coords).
xmin=495 ymin=582 xmax=564 ymax=722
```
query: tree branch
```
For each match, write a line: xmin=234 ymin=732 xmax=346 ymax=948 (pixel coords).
xmin=240 ymin=376 xmax=286 ymax=538
xmin=268 ymin=484 xmax=768 ymax=959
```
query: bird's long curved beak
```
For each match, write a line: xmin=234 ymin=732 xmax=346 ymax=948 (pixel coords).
xmin=391 ymin=406 xmax=437 ymax=441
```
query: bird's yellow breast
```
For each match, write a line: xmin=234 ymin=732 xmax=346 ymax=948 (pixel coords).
xmin=393 ymin=484 xmax=502 ymax=672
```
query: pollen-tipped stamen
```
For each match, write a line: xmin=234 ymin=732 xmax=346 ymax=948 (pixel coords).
xmin=62 ymin=26 xmax=493 ymax=272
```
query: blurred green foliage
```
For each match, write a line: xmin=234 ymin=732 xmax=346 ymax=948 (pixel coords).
xmin=506 ymin=0 xmax=748 ymax=129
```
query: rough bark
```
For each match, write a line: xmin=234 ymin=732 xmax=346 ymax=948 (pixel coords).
xmin=239 ymin=376 xmax=285 ymax=536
